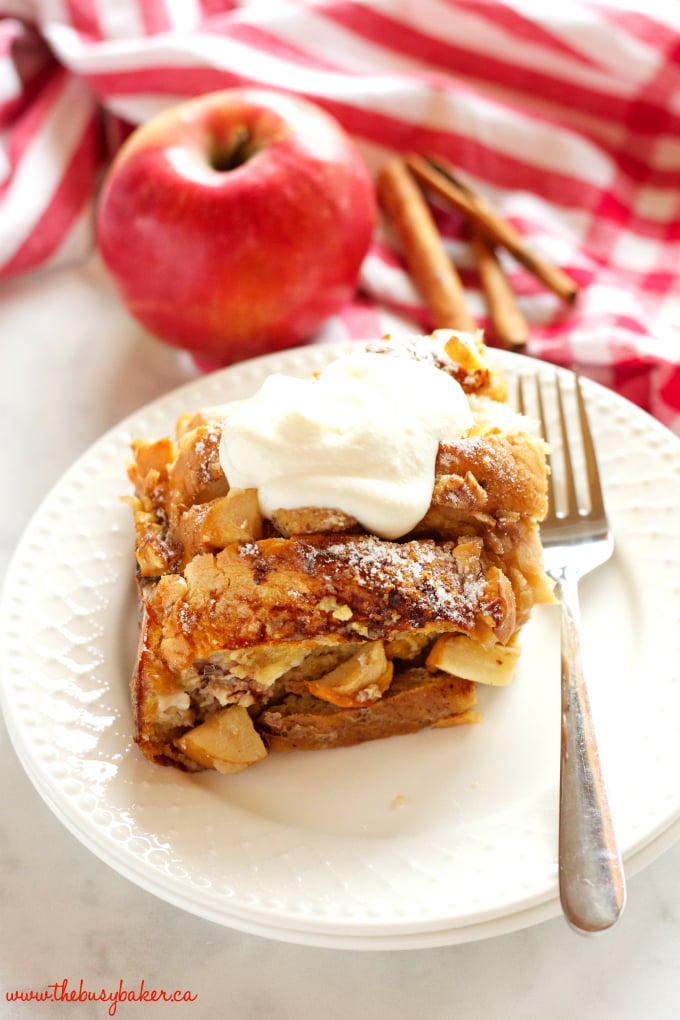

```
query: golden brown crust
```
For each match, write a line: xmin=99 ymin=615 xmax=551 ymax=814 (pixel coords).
xmin=131 ymin=605 xmax=200 ymax=770
xmin=432 ymin=432 xmax=548 ymax=519
xmin=158 ymin=534 xmax=515 ymax=668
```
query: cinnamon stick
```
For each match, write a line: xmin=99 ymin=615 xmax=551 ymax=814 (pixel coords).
xmin=470 ymin=228 xmax=529 ymax=349
xmin=405 ymin=153 xmax=579 ymax=305
xmin=377 ymin=157 xmax=477 ymax=332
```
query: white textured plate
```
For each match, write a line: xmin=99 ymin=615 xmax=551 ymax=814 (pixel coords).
xmin=2 ymin=345 xmax=680 ymax=949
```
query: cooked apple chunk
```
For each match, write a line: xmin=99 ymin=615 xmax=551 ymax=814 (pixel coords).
xmin=426 ymin=633 xmax=520 ymax=686
xmin=306 ymin=639 xmax=393 ymax=708
xmin=174 ymin=705 xmax=268 ymax=773
xmin=201 ymin=488 xmax=263 ymax=547
xmin=128 ymin=436 xmax=175 ymax=487
xmin=135 ymin=531 xmax=174 ymax=577
xmin=171 ymin=424 xmax=229 ymax=507
xmin=176 ymin=488 xmax=263 ymax=562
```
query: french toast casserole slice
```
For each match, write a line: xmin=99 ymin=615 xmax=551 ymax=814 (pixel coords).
xmin=126 ymin=331 xmax=554 ymax=773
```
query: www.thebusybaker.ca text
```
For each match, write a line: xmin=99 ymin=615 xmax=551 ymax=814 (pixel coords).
xmin=6 ymin=978 xmax=198 ymax=1016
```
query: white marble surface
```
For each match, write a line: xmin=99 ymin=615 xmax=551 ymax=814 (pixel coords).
xmin=1 ymin=257 xmax=679 ymax=1019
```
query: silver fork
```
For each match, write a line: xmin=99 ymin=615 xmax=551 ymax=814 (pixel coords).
xmin=519 ymin=370 xmax=626 ymax=934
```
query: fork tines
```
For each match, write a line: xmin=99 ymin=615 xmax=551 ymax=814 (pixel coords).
xmin=517 ymin=370 xmax=607 ymax=529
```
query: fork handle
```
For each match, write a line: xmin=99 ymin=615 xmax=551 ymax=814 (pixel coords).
xmin=555 ymin=570 xmax=626 ymax=934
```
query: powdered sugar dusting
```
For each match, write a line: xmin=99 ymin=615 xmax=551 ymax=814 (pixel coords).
xmin=191 ymin=423 xmax=223 ymax=485
xmin=294 ymin=534 xmax=491 ymax=631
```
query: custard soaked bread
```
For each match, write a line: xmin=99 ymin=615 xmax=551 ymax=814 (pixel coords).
xmin=127 ymin=331 xmax=553 ymax=773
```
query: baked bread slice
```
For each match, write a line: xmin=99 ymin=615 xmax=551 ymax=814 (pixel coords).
xmin=256 ymin=669 xmax=480 ymax=753
xmin=126 ymin=331 xmax=553 ymax=773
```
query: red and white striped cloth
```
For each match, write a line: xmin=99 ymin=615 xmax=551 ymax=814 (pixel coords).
xmin=2 ymin=0 xmax=680 ymax=432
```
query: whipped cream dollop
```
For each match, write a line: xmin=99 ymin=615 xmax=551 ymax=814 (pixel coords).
xmin=219 ymin=349 xmax=474 ymax=540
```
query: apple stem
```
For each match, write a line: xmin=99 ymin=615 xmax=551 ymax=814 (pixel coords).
xmin=211 ymin=125 xmax=254 ymax=172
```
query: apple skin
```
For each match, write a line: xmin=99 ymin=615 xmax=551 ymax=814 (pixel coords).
xmin=96 ymin=88 xmax=376 ymax=364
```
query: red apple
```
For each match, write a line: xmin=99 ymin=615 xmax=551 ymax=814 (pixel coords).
xmin=96 ymin=88 xmax=376 ymax=364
